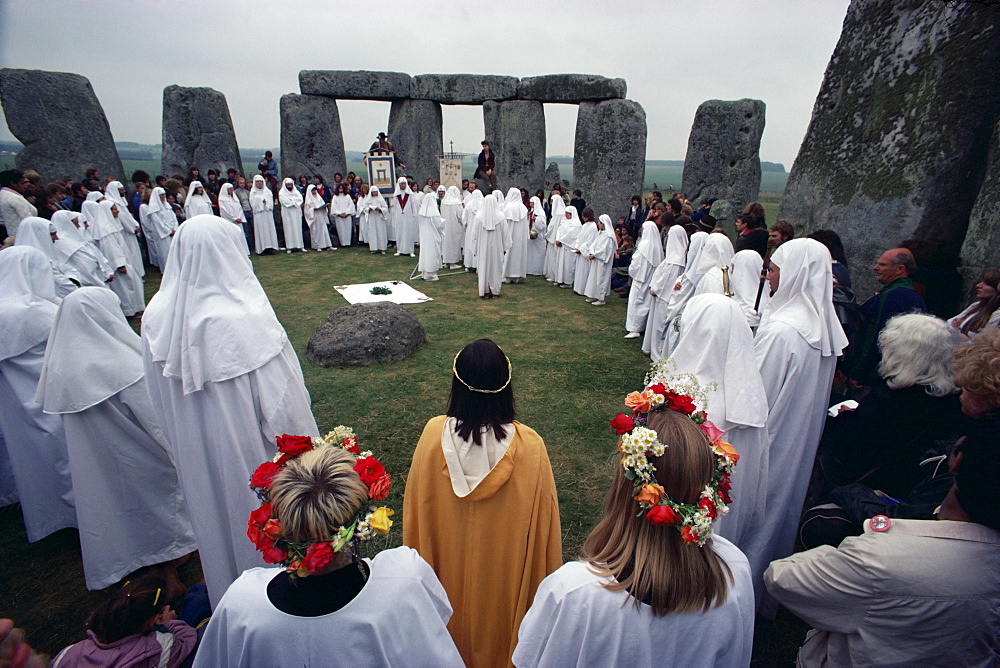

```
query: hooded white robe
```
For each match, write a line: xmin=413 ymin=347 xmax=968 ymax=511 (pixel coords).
xmin=218 ymin=183 xmax=250 ymax=256
xmin=95 ymin=200 xmax=145 ymax=316
xmin=392 ymin=177 xmax=418 ymax=254
xmin=142 ymin=187 xmax=178 ymax=268
xmin=753 ymin=238 xmax=848 ymax=618
xmin=278 ymin=178 xmax=305 ymax=250
xmin=141 ymin=215 xmax=319 ymax=606
xmin=13 ymin=217 xmax=80 ymax=298
xmin=554 ymin=206 xmax=582 ymax=286
xmin=183 ymin=181 xmax=214 ymax=219
xmin=624 ymin=221 xmax=665 ymax=333
xmin=416 ymin=191 xmax=445 ymax=280
xmin=652 ymin=293 xmax=771 ymax=606
xmin=104 ymin=181 xmax=145 ymax=278
xmin=0 ymin=247 xmax=76 ymax=542
xmin=694 ymin=249 xmax=769 ymax=329
xmin=361 ymin=188 xmax=390 ymax=252
xmin=470 ymin=196 xmax=512 ymax=297
xmin=329 ymin=191 xmax=356 ymax=248
xmin=526 ymin=197 xmax=547 ymax=276
xmin=583 ymin=215 xmax=617 ymax=301
xmin=249 ymin=176 xmax=279 ymax=254
xmin=571 ymin=218 xmax=599 ymax=294
xmin=440 ymin=186 xmax=465 ymax=265
xmin=303 ymin=185 xmax=332 ymax=250
xmin=643 ymin=225 xmax=689 ymax=360
xmin=502 ymin=188 xmax=529 ymax=280
xmin=462 ymin=190 xmax=485 ymax=269
xmin=545 ymin=194 xmax=565 ymax=281
xmin=51 ymin=211 xmax=112 ymax=288
xmin=35 ymin=287 xmax=197 ymax=590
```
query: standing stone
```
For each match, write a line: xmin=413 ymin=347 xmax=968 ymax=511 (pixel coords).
xmin=161 ymin=85 xmax=242 ymax=177
xmin=960 ymin=120 xmax=1000 ymax=290
xmin=299 ymin=70 xmax=412 ymax=101
xmin=544 ymin=162 xmax=562 ymax=189
xmin=518 ymin=75 xmax=626 ymax=103
xmin=482 ymin=100 xmax=545 ymax=192
xmin=387 ymin=100 xmax=442 ymax=184
xmin=778 ymin=0 xmax=1000 ymax=297
xmin=0 ymin=69 xmax=124 ymax=181
xmin=572 ymin=99 xmax=646 ymax=218
xmin=681 ymin=99 xmax=765 ymax=230
xmin=280 ymin=94 xmax=346 ymax=182
xmin=411 ymin=74 xmax=518 ymax=104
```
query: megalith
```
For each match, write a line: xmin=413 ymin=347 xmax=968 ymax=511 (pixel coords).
xmin=0 ymin=68 xmax=124 ymax=181
xmin=280 ymin=94 xmax=346 ymax=182
xmin=306 ymin=302 xmax=425 ymax=367
xmin=544 ymin=162 xmax=562 ymax=189
xmin=573 ymin=99 xmax=646 ymax=218
xmin=777 ymin=0 xmax=1000 ymax=297
xmin=411 ymin=74 xmax=518 ymax=104
xmin=960 ymin=120 xmax=1000 ymax=290
xmin=161 ymin=85 xmax=242 ymax=178
xmin=299 ymin=70 xmax=411 ymax=101
xmin=681 ymin=99 xmax=765 ymax=228
xmin=482 ymin=100 xmax=545 ymax=192
xmin=387 ymin=99 xmax=442 ymax=183
xmin=518 ymin=75 xmax=626 ymax=103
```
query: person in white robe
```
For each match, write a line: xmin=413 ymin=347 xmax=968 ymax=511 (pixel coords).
xmin=503 ymin=187 xmax=529 ymax=283
xmin=624 ymin=219 xmax=665 ymax=338
xmin=582 ymin=214 xmax=617 ymax=305
xmin=183 ymin=181 xmax=213 ymax=219
xmin=526 ymin=196 xmax=547 ymax=276
xmin=89 ymin=199 xmax=146 ymax=317
xmin=104 ymin=181 xmax=145 ymax=279
xmin=361 ymin=187 xmax=389 ymax=253
xmin=392 ymin=177 xmax=418 ymax=256
xmin=571 ymin=209 xmax=598 ymax=295
xmin=659 ymin=232 xmax=732 ymax=358
xmin=651 ymin=293 xmax=771 ymax=606
xmin=470 ymin=194 xmax=512 ymax=298
xmin=643 ymin=224 xmax=689 ymax=360
xmin=142 ymin=187 xmax=177 ymax=269
xmin=218 ymin=183 xmax=251 ymax=256
xmin=544 ymin=194 xmax=566 ymax=282
xmin=302 ymin=185 xmax=332 ymax=251
xmin=0 ymin=246 xmax=76 ymax=542
xmin=462 ymin=189 xmax=485 ymax=270
xmin=697 ymin=249 xmax=769 ymax=329
xmin=278 ymin=178 xmax=306 ymax=252
xmin=0 ymin=432 xmax=17 ymax=508
xmin=35 ymin=287 xmax=197 ymax=590
xmin=554 ymin=206 xmax=582 ymax=288
xmin=440 ymin=185 xmax=465 ymax=268
xmin=50 ymin=210 xmax=114 ymax=287
xmin=328 ymin=184 xmax=355 ymax=248
xmin=141 ymin=214 xmax=320 ymax=607
xmin=13 ymin=217 xmax=80 ymax=298
xmin=249 ymin=175 xmax=279 ymax=255
xmin=416 ymin=188 xmax=445 ymax=281
xmin=753 ymin=237 xmax=848 ymax=618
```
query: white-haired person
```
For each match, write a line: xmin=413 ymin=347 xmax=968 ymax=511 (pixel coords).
xmin=513 ymin=383 xmax=754 ymax=667
xmin=196 ymin=440 xmax=463 ymax=667
xmin=816 ymin=313 xmax=969 ymax=499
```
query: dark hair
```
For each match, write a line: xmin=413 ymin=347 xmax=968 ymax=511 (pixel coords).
xmin=742 ymin=201 xmax=765 ymax=225
xmin=963 ymin=269 xmax=1000 ymax=334
xmin=631 ymin=195 xmax=641 ymax=205
xmin=0 ymin=169 xmax=24 ymax=188
xmin=770 ymin=220 xmax=794 ymax=242
xmin=807 ymin=229 xmax=848 ymax=265
xmin=446 ymin=339 xmax=515 ymax=445
xmin=70 ymin=182 xmax=88 ymax=196
xmin=954 ymin=415 xmax=1000 ymax=530
xmin=87 ymin=575 xmax=168 ymax=643
xmin=667 ymin=198 xmax=682 ymax=215
xmin=85 ymin=167 xmax=100 ymax=179
xmin=581 ymin=207 xmax=596 ymax=222
xmin=334 ymin=172 xmax=342 ymax=179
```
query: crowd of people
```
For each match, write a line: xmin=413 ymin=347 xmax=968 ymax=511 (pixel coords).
xmin=1 ymin=150 xmax=999 ymax=667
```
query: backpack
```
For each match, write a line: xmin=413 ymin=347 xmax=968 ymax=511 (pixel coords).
xmin=832 ymin=283 xmax=862 ymax=345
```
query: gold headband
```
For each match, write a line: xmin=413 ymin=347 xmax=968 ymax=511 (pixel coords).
xmin=452 ymin=350 xmax=512 ymax=394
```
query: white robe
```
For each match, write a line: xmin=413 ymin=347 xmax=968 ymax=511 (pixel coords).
xmin=142 ymin=189 xmax=178 ymax=269
xmin=583 ymin=231 xmax=616 ymax=301
xmin=0 ymin=430 xmax=17 ymax=507
xmin=624 ymin=221 xmax=664 ymax=333
xmin=643 ymin=226 xmax=688 ymax=360
xmin=545 ymin=195 xmax=565 ymax=281
xmin=194 ymin=547 xmax=464 ymax=668
xmin=462 ymin=192 xmax=484 ymax=268
xmin=571 ymin=221 xmax=598 ymax=294
xmin=392 ymin=182 xmax=419 ymax=254
xmin=280 ymin=203 xmax=305 ymax=250
xmin=526 ymin=201 xmax=547 ymax=276
xmin=440 ymin=188 xmax=465 ymax=265
xmin=471 ymin=201 xmax=512 ymax=297
xmin=329 ymin=194 xmax=356 ymax=247
xmin=503 ymin=192 xmax=529 ymax=280
xmin=554 ymin=209 xmax=581 ymax=286
xmin=363 ymin=193 xmax=390 ymax=252
xmin=512 ymin=539 xmax=754 ymax=668
xmin=417 ymin=198 xmax=444 ymax=279
xmin=138 ymin=203 xmax=160 ymax=269
xmin=250 ymin=185 xmax=279 ymax=254
xmin=94 ymin=204 xmax=145 ymax=316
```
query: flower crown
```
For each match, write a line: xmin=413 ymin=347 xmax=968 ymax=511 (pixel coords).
xmin=609 ymin=381 xmax=739 ymax=546
xmin=247 ymin=427 xmax=394 ymax=577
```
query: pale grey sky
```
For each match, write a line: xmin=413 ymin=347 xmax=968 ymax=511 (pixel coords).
xmin=0 ymin=0 xmax=850 ymax=166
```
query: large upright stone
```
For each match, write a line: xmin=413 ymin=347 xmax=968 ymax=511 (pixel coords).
xmin=299 ymin=70 xmax=412 ymax=101
xmin=681 ymin=99 xmax=765 ymax=227
xmin=411 ymin=74 xmax=518 ymax=104
xmin=544 ymin=162 xmax=562 ymax=189
xmin=280 ymin=94 xmax=346 ymax=181
xmin=572 ymin=99 xmax=646 ymax=218
xmin=518 ymin=75 xmax=626 ymax=103
xmin=387 ymin=100 xmax=442 ymax=183
xmin=0 ymin=69 xmax=124 ymax=181
xmin=778 ymin=0 xmax=1000 ymax=297
xmin=960 ymin=120 xmax=1000 ymax=290
xmin=482 ymin=100 xmax=545 ymax=191
xmin=161 ymin=85 xmax=242 ymax=177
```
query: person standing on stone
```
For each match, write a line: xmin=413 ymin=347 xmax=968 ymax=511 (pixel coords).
xmin=526 ymin=195 xmax=548 ymax=277
xmin=249 ymin=175 xmax=279 ymax=255
xmin=141 ymin=214 xmax=320 ymax=607
xmin=0 ymin=170 xmax=35 ymax=239
xmin=471 ymin=192 xmax=512 ymax=298
xmin=304 ymin=185 xmax=333 ymax=251
xmin=416 ymin=186 xmax=445 ymax=281
xmin=474 ymin=140 xmax=497 ymax=191
xmin=582 ymin=214 xmax=617 ymax=306
xmin=440 ymin=185 xmax=465 ymax=269
xmin=502 ymin=187 xmax=529 ymax=284
xmin=624 ymin=216 xmax=665 ymax=339
xmin=391 ymin=177 xmax=418 ymax=257
xmin=361 ymin=186 xmax=389 ymax=254
xmin=329 ymin=184 xmax=355 ymax=248
xmin=278 ymin=178 xmax=306 ymax=253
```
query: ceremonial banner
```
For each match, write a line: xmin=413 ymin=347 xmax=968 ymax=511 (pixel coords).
xmin=439 ymin=158 xmax=463 ymax=189
xmin=366 ymin=151 xmax=396 ymax=192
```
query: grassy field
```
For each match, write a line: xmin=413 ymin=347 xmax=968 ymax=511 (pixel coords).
xmin=0 ymin=243 xmax=808 ymax=662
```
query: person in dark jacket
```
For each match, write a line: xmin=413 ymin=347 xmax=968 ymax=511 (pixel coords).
xmin=474 ymin=140 xmax=496 ymax=191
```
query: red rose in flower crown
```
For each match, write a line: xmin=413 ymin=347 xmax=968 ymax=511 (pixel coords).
xmin=698 ymin=496 xmax=718 ymax=520
xmin=369 ymin=474 xmax=392 ymax=502
xmin=354 ymin=457 xmax=386 ymax=487
xmin=342 ymin=436 xmax=360 ymax=455
xmin=681 ymin=525 xmax=699 ymax=544
xmin=646 ymin=504 xmax=681 ymax=526
xmin=301 ymin=541 xmax=334 ymax=572
xmin=250 ymin=461 xmax=282 ymax=488
xmin=610 ymin=413 xmax=635 ymax=435
xmin=277 ymin=434 xmax=314 ymax=455
xmin=262 ymin=546 xmax=288 ymax=564
xmin=666 ymin=391 xmax=697 ymax=415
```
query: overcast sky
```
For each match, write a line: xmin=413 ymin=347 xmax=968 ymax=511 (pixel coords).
xmin=0 ymin=0 xmax=850 ymax=167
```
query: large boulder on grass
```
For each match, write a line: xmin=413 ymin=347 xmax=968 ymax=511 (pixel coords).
xmin=307 ymin=302 xmax=425 ymax=367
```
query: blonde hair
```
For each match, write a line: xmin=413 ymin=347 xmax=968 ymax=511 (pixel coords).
xmin=270 ymin=447 xmax=368 ymax=543
xmin=582 ymin=409 xmax=732 ymax=616
xmin=878 ymin=313 xmax=960 ymax=396
xmin=953 ymin=328 xmax=1000 ymax=408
